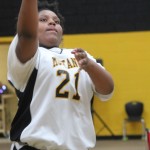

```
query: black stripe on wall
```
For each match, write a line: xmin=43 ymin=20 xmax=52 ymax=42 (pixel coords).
xmin=0 ymin=0 xmax=150 ymax=36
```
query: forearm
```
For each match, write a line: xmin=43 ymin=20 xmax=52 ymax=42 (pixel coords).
xmin=84 ymin=59 xmax=114 ymax=95
xmin=72 ymin=48 xmax=114 ymax=95
xmin=16 ymin=0 xmax=38 ymax=63
xmin=17 ymin=0 xmax=38 ymax=37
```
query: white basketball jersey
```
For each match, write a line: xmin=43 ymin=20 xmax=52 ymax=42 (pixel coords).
xmin=7 ymin=35 xmax=112 ymax=150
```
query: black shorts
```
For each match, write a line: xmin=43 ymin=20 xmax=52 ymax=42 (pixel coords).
xmin=12 ymin=143 xmax=90 ymax=150
xmin=13 ymin=145 xmax=39 ymax=150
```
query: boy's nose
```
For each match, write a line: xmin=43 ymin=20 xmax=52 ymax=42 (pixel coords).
xmin=48 ymin=19 xmax=56 ymax=25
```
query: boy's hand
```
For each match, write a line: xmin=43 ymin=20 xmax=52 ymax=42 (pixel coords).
xmin=71 ymin=48 xmax=90 ymax=70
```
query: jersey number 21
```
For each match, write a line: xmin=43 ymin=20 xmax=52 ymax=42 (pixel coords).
xmin=56 ymin=69 xmax=80 ymax=101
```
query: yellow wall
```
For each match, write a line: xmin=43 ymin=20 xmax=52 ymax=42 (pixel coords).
xmin=0 ymin=31 xmax=150 ymax=136
xmin=0 ymin=44 xmax=12 ymax=90
xmin=63 ymin=31 xmax=150 ymax=136
xmin=0 ymin=43 xmax=17 ymax=129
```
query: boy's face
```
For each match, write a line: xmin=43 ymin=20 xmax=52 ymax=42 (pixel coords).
xmin=38 ymin=10 xmax=63 ymax=48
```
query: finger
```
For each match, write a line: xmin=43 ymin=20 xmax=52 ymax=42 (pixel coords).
xmin=80 ymin=52 xmax=87 ymax=58
xmin=75 ymin=48 xmax=84 ymax=53
xmin=71 ymin=48 xmax=78 ymax=54
xmin=79 ymin=58 xmax=88 ymax=65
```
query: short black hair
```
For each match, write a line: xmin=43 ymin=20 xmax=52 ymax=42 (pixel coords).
xmin=38 ymin=0 xmax=64 ymax=29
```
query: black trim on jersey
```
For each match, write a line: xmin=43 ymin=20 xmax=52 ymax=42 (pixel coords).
xmin=39 ymin=46 xmax=63 ymax=54
xmin=39 ymin=44 xmax=52 ymax=49
xmin=13 ymin=145 xmax=17 ymax=150
xmin=39 ymin=45 xmax=58 ymax=49
xmin=9 ymin=68 xmax=38 ymax=141
xmin=60 ymin=48 xmax=63 ymax=54
xmin=91 ymin=95 xmax=94 ymax=116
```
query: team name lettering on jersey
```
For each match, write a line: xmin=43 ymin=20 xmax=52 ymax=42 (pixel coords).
xmin=52 ymin=57 xmax=78 ymax=68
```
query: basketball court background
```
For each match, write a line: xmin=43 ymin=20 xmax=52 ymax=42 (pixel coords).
xmin=0 ymin=0 xmax=150 ymax=139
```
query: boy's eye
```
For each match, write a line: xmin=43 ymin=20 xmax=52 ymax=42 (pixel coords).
xmin=55 ymin=20 xmax=60 ymax=24
xmin=40 ymin=18 xmax=47 ymax=22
